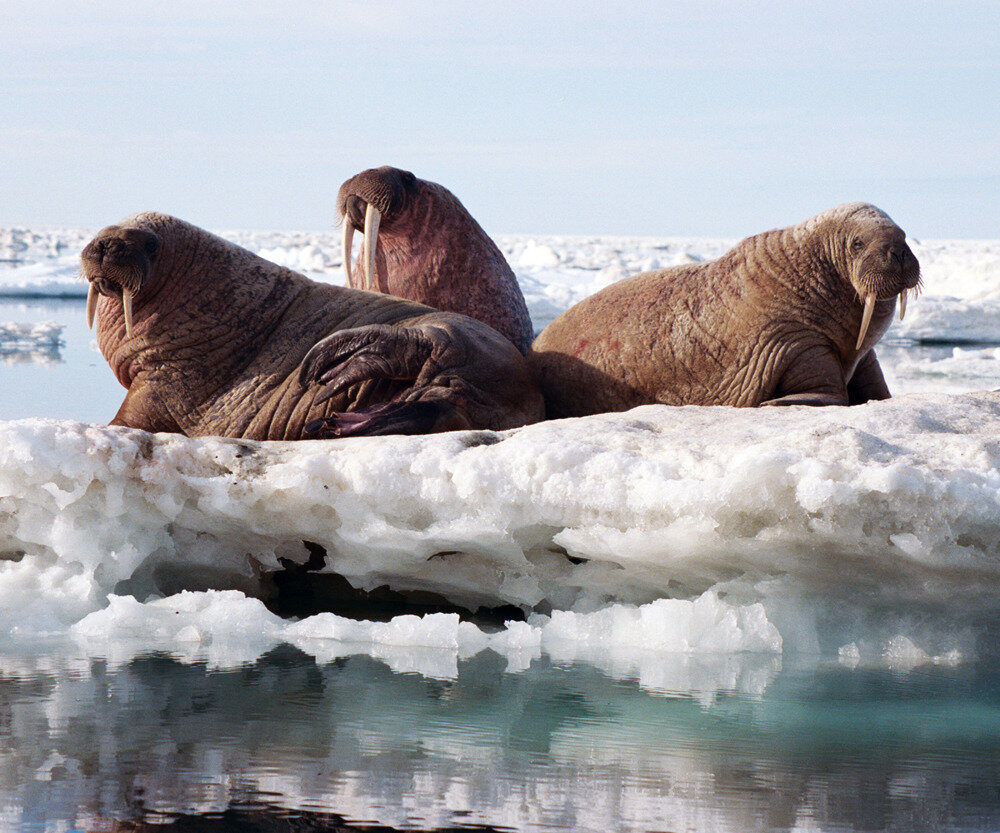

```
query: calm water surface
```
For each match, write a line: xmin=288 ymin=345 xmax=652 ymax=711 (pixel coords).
xmin=3 ymin=648 xmax=1000 ymax=831
xmin=2 ymin=297 xmax=998 ymax=832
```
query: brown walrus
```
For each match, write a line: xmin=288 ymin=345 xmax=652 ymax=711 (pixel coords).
xmin=82 ymin=212 xmax=544 ymax=440
xmin=337 ymin=166 xmax=534 ymax=354
xmin=530 ymin=203 xmax=921 ymax=415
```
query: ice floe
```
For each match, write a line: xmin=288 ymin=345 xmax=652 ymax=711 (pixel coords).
xmin=1 ymin=392 xmax=999 ymax=670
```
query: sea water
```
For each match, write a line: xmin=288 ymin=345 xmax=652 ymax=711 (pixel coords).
xmin=4 ymin=646 xmax=1000 ymax=832
xmin=1 ymin=232 xmax=1000 ymax=831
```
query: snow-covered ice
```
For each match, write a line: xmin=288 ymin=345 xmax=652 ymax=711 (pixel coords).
xmin=2 ymin=392 xmax=999 ymax=673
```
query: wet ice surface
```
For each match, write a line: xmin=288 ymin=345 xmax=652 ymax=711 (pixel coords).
xmin=1 ymin=228 xmax=999 ymax=831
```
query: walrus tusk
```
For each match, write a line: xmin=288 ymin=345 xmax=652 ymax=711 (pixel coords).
xmin=856 ymin=294 xmax=876 ymax=350
xmin=899 ymin=289 xmax=907 ymax=321
xmin=123 ymin=288 xmax=134 ymax=338
xmin=86 ymin=283 xmax=98 ymax=329
xmin=342 ymin=220 xmax=354 ymax=283
xmin=363 ymin=203 xmax=381 ymax=292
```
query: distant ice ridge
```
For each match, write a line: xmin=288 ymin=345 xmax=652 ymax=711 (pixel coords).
xmin=2 ymin=227 xmax=1000 ymax=343
xmin=883 ymin=344 xmax=1000 ymax=394
xmin=2 ymin=392 xmax=1000 ymax=669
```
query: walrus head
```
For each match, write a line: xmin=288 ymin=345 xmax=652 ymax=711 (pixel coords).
xmin=81 ymin=224 xmax=161 ymax=338
xmin=336 ymin=166 xmax=419 ymax=290
xmin=798 ymin=203 xmax=922 ymax=350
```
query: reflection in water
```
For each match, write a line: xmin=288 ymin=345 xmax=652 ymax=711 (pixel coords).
xmin=0 ymin=321 xmax=64 ymax=365
xmin=0 ymin=299 xmax=121 ymax=422
xmin=0 ymin=345 xmax=63 ymax=365
xmin=2 ymin=646 xmax=999 ymax=832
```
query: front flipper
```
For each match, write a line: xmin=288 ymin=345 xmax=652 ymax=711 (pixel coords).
xmin=299 ymin=323 xmax=462 ymax=403
xmin=760 ymin=392 xmax=849 ymax=407
xmin=760 ymin=344 xmax=849 ymax=407
xmin=298 ymin=322 xmax=475 ymax=437
xmin=109 ymin=381 xmax=184 ymax=433
xmin=304 ymin=399 xmax=472 ymax=438
xmin=847 ymin=349 xmax=891 ymax=405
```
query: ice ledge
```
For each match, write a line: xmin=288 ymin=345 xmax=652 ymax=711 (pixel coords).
xmin=1 ymin=392 xmax=1000 ymax=634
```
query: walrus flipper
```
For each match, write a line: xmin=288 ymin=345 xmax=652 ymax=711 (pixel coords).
xmin=847 ymin=350 xmax=891 ymax=405
xmin=305 ymin=399 xmax=472 ymax=438
xmin=299 ymin=323 xmax=475 ymax=437
xmin=300 ymin=323 xmax=462 ymax=401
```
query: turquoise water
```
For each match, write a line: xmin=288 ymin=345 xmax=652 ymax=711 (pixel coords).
xmin=3 ymin=648 xmax=1000 ymax=831
xmin=2 ymin=297 xmax=1000 ymax=831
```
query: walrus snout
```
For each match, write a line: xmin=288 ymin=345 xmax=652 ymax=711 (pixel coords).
xmin=337 ymin=166 xmax=417 ymax=224
xmin=337 ymin=167 xmax=418 ymax=292
xmin=878 ymin=241 xmax=920 ymax=285
xmin=852 ymin=231 xmax=922 ymax=349
xmin=896 ymin=244 xmax=921 ymax=289
xmin=81 ymin=226 xmax=160 ymax=337
xmin=342 ymin=194 xmax=371 ymax=231
xmin=857 ymin=238 xmax=921 ymax=297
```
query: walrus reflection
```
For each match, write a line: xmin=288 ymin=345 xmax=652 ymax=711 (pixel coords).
xmin=530 ymin=202 xmax=921 ymax=416
xmin=81 ymin=212 xmax=543 ymax=440
xmin=337 ymin=166 xmax=534 ymax=355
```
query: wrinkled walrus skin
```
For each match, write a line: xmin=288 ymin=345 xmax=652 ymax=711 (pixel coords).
xmin=81 ymin=212 xmax=544 ymax=440
xmin=530 ymin=203 xmax=921 ymax=416
xmin=337 ymin=166 xmax=534 ymax=355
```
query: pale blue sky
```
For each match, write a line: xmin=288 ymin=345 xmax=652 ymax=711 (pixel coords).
xmin=2 ymin=1 xmax=998 ymax=238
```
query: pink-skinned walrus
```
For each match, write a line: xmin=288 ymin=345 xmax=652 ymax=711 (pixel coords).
xmin=82 ymin=212 xmax=544 ymax=440
xmin=530 ymin=203 xmax=921 ymax=416
xmin=337 ymin=166 xmax=534 ymax=354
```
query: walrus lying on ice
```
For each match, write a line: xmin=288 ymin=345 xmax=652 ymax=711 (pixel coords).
xmin=337 ymin=166 xmax=534 ymax=354
xmin=82 ymin=212 xmax=544 ymax=440
xmin=530 ymin=202 xmax=921 ymax=416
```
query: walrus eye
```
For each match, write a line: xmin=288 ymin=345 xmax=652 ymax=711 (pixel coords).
xmin=145 ymin=237 xmax=158 ymax=258
xmin=851 ymin=237 xmax=865 ymax=252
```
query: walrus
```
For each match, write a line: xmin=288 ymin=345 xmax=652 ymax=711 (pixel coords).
xmin=82 ymin=212 xmax=544 ymax=440
xmin=337 ymin=166 xmax=534 ymax=354
xmin=530 ymin=202 xmax=921 ymax=415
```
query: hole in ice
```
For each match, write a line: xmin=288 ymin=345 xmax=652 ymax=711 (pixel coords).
xmin=267 ymin=564 xmax=526 ymax=627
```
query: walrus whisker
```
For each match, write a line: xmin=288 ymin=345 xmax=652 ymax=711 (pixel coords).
xmin=123 ymin=288 xmax=134 ymax=338
xmin=363 ymin=203 xmax=381 ymax=292
xmin=342 ymin=220 xmax=354 ymax=283
xmin=856 ymin=294 xmax=876 ymax=351
xmin=86 ymin=283 xmax=98 ymax=329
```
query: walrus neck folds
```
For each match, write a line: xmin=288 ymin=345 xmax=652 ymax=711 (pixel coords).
xmin=365 ymin=184 xmax=443 ymax=277
xmin=96 ymin=216 xmax=305 ymax=389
